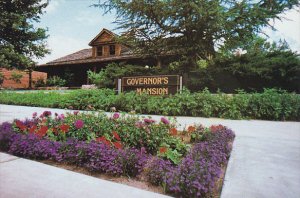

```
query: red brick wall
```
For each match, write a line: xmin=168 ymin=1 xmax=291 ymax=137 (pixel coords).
xmin=0 ymin=69 xmax=47 ymax=89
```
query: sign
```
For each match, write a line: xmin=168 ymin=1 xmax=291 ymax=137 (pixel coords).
xmin=119 ymin=75 xmax=181 ymax=95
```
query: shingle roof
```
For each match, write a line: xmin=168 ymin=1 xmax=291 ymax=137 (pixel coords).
xmin=38 ymin=28 xmax=138 ymax=67
xmin=38 ymin=47 xmax=137 ymax=67
xmin=47 ymin=48 xmax=92 ymax=64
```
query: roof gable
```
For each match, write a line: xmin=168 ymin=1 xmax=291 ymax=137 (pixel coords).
xmin=88 ymin=28 xmax=118 ymax=46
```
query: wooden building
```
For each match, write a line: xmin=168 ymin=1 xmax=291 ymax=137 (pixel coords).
xmin=36 ymin=29 xmax=160 ymax=87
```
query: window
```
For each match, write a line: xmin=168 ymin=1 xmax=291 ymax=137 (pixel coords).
xmin=97 ymin=46 xmax=103 ymax=56
xmin=109 ymin=45 xmax=115 ymax=55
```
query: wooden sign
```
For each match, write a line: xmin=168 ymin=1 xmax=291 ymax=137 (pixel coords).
xmin=119 ymin=75 xmax=181 ymax=95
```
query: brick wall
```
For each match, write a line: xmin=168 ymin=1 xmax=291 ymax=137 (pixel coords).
xmin=0 ymin=69 xmax=47 ymax=89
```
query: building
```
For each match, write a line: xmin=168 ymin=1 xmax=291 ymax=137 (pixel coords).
xmin=0 ymin=68 xmax=47 ymax=89
xmin=36 ymin=28 xmax=162 ymax=87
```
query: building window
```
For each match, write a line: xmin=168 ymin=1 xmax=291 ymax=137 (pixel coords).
xmin=97 ymin=46 xmax=103 ymax=56
xmin=109 ymin=45 xmax=115 ymax=55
